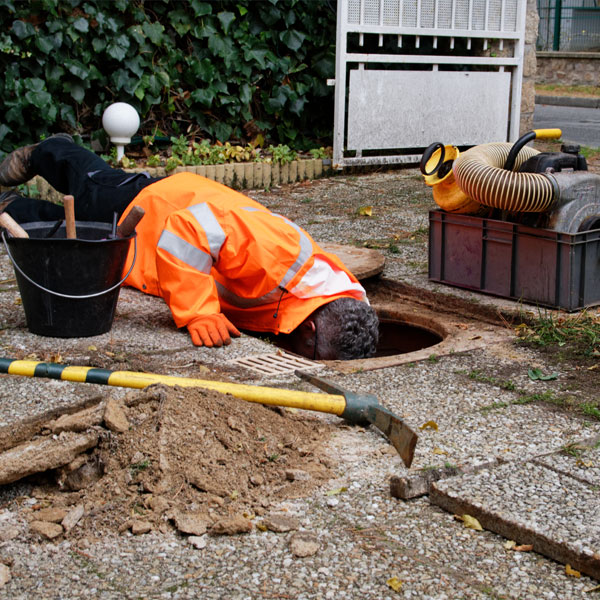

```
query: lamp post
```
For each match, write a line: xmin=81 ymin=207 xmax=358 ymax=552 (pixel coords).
xmin=102 ymin=102 xmax=140 ymax=162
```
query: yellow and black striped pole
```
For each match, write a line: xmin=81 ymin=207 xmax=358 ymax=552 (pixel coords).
xmin=0 ymin=357 xmax=346 ymax=416
xmin=0 ymin=357 xmax=417 ymax=467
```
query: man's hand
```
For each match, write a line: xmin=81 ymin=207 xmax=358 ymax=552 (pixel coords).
xmin=187 ymin=314 xmax=241 ymax=347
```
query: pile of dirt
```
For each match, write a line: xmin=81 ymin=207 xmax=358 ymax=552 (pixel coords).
xmin=22 ymin=384 xmax=334 ymax=539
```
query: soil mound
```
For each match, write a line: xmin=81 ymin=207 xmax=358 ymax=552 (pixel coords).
xmin=24 ymin=384 xmax=334 ymax=538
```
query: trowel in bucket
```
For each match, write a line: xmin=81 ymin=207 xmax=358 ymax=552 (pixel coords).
xmin=295 ymin=370 xmax=418 ymax=467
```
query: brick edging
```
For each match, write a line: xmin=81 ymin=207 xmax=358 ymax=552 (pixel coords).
xmin=9 ymin=158 xmax=332 ymax=203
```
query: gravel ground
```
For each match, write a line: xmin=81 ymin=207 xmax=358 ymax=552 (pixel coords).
xmin=1 ymin=166 xmax=599 ymax=598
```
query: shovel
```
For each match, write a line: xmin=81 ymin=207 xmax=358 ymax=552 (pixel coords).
xmin=0 ymin=357 xmax=417 ymax=467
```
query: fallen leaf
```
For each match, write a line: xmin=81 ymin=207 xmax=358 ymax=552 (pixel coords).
xmin=528 ymin=368 xmax=558 ymax=381
xmin=584 ymin=583 xmax=600 ymax=592
xmin=358 ymin=206 xmax=372 ymax=217
xmin=565 ymin=564 xmax=581 ymax=578
xmin=88 ymin=345 xmax=97 ymax=351
xmin=576 ymin=459 xmax=594 ymax=468
xmin=587 ymin=364 xmax=598 ymax=371
xmin=386 ymin=577 xmax=403 ymax=592
xmin=468 ymin=335 xmax=481 ymax=340
xmin=419 ymin=420 xmax=438 ymax=431
xmin=325 ymin=487 xmax=347 ymax=496
xmin=514 ymin=544 xmax=533 ymax=552
xmin=461 ymin=514 xmax=483 ymax=531
xmin=504 ymin=540 xmax=516 ymax=550
xmin=433 ymin=447 xmax=447 ymax=455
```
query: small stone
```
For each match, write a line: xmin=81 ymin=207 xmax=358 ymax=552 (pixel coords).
xmin=104 ymin=399 xmax=129 ymax=433
xmin=172 ymin=512 xmax=209 ymax=536
xmin=227 ymin=416 xmax=246 ymax=434
xmin=30 ymin=520 xmax=63 ymax=540
xmin=61 ymin=458 xmax=104 ymax=491
xmin=62 ymin=504 xmax=84 ymax=534
xmin=131 ymin=520 xmax=152 ymax=535
xmin=285 ymin=469 xmax=311 ymax=482
xmin=147 ymin=496 xmax=170 ymax=514
xmin=131 ymin=451 xmax=145 ymax=464
xmin=289 ymin=532 xmax=320 ymax=557
xmin=326 ymin=497 xmax=339 ymax=507
xmin=210 ymin=515 xmax=253 ymax=536
xmin=0 ymin=525 xmax=19 ymax=542
xmin=187 ymin=470 xmax=228 ymax=497
xmin=250 ymin=474 xmax=264 ymax=486
xmin=263 ymin=515 xmax=300 ymax=533
xmin=188 ymin=535 xmax=207 ymax=550
xmin=0 ymin=564 xmax=10 ymax=588
xmin=35 ymin=507 xmax=67 ymax=523
xmin=118 ymin=519 xmax=134 ymax=534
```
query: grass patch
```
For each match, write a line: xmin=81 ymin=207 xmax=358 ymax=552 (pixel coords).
xmin=469 ymin=366 xmax=600 ymax=420
xmin=468 ymin=369 xmax=516 ymax=391
xmin=535 ymin=83 xmax=600 ymax=97
xmin=515 ymin=310 xmax=600 ymax=359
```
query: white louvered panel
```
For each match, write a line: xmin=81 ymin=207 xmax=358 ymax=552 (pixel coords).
xmin=364 ymin=0 xmax=381 ymax=24
xmin=348 ymin=0 xmax=361 ymax=24
xmin=383 ymin=0 xmax=401 ymax=25
xmin=420 ymin=0 xmax=436 ymax=28
xmin=402 ymin=0 xmax=419 ymax=27
xmin=437 ymin=0 xmax=454 ymax=29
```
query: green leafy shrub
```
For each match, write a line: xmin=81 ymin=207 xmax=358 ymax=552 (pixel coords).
xmin=0 ymin=0 xmax=336 ymax=156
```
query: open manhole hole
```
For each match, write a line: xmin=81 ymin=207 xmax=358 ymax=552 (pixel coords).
xmin=375 ymin=316 xmax=444 ymax=357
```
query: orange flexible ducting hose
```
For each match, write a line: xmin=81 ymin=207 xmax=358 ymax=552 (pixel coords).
xmin=453 ymin=142 xmax=557 ymax=213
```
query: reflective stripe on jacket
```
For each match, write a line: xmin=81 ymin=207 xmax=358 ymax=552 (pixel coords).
xmin=119 ymin=172 xmax=367 ymax=334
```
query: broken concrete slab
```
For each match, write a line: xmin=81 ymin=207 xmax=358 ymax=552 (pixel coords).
xmin=430 ymin=459 xmax=600 ymax=580
xmin=0 ymin=431 xmax=98 ymax=485
xmin=50 ymin=404 xmax=105 ymax=433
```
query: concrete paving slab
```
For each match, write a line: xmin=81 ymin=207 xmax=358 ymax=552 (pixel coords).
xmin=534 ymin=440 xmax=600 ymax=487
xmin=430 ymin=460 xmax=600 ymax=580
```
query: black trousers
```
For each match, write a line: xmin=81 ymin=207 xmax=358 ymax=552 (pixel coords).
xmin=6 ymin=138 xmax=162 ymax=224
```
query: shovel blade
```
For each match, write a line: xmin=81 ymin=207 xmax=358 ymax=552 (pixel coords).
xmin=367 ymin=405 xmax=418 ymax=468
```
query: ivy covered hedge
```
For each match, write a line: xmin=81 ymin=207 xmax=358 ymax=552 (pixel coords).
xmin=0 ymin=0 xmax=337 ymax=156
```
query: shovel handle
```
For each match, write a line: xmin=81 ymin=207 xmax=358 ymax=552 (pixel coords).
xmin=0 ymin=212 xmax=29 ymax=239
xmin=63 ymin=195 xmax=76 ymax=239
xmin=117 ymin=206 xmax=145 ymax=238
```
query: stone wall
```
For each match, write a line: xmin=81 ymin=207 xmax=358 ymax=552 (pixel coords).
xmin=521 ymin=0 xmax=540 ymax=134
xmin=536 ymin=51 xmax=600 ymax=86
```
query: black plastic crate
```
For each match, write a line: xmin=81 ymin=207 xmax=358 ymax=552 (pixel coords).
xmin=428 ymin=210 xmax=600 ymax=312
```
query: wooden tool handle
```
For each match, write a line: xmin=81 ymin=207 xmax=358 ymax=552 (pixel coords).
xmin=0 ymin=212 xmax=29 ymax=238
xmin=63 ymin=195 xmax=76 ymax=239
xmin=117 ymin=206 xmax=145 ymax=238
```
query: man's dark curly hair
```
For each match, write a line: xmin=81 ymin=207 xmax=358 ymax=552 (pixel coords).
xmin=312 ymin=298 xmax=379 ymax=360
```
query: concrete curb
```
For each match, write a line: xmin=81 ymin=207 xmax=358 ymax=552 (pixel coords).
xmin=536 ymin=95 xmax=600 ymax=109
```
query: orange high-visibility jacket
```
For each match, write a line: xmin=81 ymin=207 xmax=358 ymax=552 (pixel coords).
xmin=118 ymin=172 xmax=367 ymax=334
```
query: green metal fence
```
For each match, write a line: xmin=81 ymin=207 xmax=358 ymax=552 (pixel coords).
xmin=538 ymin=0 xmax=600 ymax=50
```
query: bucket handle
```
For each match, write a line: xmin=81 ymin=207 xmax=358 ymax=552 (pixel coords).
xmin=1 ymin=231 xmax=137 ymax=300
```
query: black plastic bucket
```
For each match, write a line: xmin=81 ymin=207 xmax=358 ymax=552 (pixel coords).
xmin=2 ymin=221 xmax=135 ymax=337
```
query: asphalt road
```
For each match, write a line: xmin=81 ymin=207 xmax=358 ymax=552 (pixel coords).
xmin=533 ymin=103 xmax=600 ymax=149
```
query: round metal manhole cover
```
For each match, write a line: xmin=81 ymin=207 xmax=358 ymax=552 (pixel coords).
xmin=318 ymin=243 xmax=385 ymax=280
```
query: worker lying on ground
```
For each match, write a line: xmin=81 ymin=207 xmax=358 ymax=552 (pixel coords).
xmin=0 ymin=136 xmax=379 ymax=360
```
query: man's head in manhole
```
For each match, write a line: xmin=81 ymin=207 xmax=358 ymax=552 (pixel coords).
xmin=290 ymin=298 xmax=379 ymax=360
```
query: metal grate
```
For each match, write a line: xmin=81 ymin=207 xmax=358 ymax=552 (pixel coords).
xmin=226 ymin=351 xmax=324 ymax=376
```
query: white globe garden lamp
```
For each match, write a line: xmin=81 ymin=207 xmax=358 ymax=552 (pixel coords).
xmin=102 ymin=102 xmax=140 ymax=161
